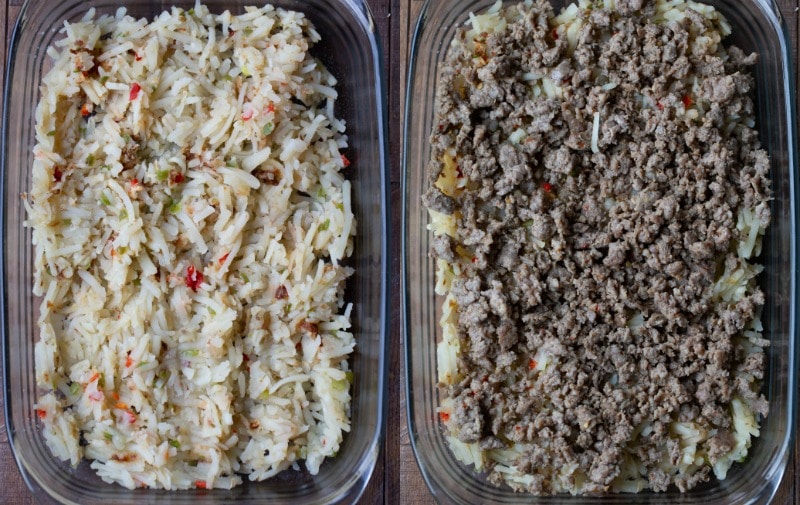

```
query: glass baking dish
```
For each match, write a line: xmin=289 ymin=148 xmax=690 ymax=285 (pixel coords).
xmin=402 ymin=0 xmax=797 ymax=503
xmin=1 ymin=0 xmax=388 ymax=504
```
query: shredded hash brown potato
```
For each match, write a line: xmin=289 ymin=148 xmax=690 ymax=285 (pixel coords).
xmin=27 ymin=3 xmax=356 ymax=490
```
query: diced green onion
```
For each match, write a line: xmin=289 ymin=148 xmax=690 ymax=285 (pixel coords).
xmin=262 ymin=122 xmax=274 ymax=135
xmin=156 ymin=170 xmax=169 ymax=182
xmin=169 ymin=439 xmax=181 ymax=448
xmin=319 ymin=219 xmax=330 ymax=231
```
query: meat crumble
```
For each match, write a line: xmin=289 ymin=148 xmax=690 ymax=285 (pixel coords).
xmin=425 ymin=0 xmax=771 ymax=494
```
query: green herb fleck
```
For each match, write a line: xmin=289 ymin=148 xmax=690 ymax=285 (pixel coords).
xmin=100 ymin=75 xmax=109 ymax=85
xmin=98 ymin=373 xmax=105 ymax=389
xmin=101 ymin=165 xmax=110 ymax=171
xmin=182 ymin=349 xmax=200 ymax=358
xmin=259 ymin=390 xmax=270 ymax=401
xmin=209 ymin=307 xmax=217 ymax=316
xmin=188 ymin=460 xmax=198 ymax=467
xmin=69 ymin=382 xmax=81 ymax=396
xmin=187 ymin=8 xmax=195 ymax=15
xmin=243 ymin=27 xmax=253 ymax=36
xmin=62 ymin=218 xmax=72 ymax=226
xmin=122 ymin=133 xmax=131 ymax=143
xmin=317 ymin=187 xmax=327 ymax=199
xmin=104 ymin=432 xmax=113 ymax=441
xmin=132 ymin=278 xmax=141 ymax=287
xmin=169 ymin=439 xmax=181 ymax=448
xmin=119 ymin=209 xmax=128 ymax=220
xmin=226 ymin=159 xmax=237 ymax=168
xmin=345 ymin=370 xmax=354 ymax=383
xmin=523 ymin=219 xmax=534 ymax=229
xmin=319 ymin=219 xmax=330 ymax=231
xmin=262 ymin=122 xmax=274 ymax=135
xmin=240 ymin=272 xmax=250 ymax=283
xmin=284 ymin=303 xmax=292 ymax=314
xmin=86 ymin=154 xmax=95 ymax=166
xmin=137 ymin=361 xmax=148 ymax=368
xmin=168 ymin=199 xmax=181 ymax=214
xmin=334 ymin=202 xmax=344 ymax=211
xmin=117 ymin=246 xmax=128 ymax=255
xmin=47 ymin=130 xmax=56 ymax=137
xmin=100 ymin=193 xmax=112 ymax=206
xmin=156 ymin=170 xmax=169 ymax=182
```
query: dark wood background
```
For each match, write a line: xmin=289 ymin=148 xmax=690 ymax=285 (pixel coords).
xmin=0 ymin=1 xmax=797 ymax=503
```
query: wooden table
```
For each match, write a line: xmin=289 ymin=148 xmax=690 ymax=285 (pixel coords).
xmin=1 ymin=1 xmax=798 ymax=504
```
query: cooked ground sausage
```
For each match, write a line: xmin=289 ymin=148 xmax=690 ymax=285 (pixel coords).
xmin=427 ymin=0 xmax=770 ymax=494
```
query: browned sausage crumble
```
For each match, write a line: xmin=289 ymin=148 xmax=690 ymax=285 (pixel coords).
xmin=425 ymin=0 xmax=771 ymax=494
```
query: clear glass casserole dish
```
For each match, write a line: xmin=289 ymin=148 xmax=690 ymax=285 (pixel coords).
xmin=402 ymin=0 xmax=797 ymax=503
xmin=1 ymin=0 xmax=389 ymax=504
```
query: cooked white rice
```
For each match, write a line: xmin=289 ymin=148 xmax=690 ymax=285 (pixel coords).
xmin=26 ymin=2 xmax=356 ymax=490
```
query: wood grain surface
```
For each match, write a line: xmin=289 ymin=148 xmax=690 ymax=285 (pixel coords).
xmin=1 ymin=0 xmax=798 ymax=504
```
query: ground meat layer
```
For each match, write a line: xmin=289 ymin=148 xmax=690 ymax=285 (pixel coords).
xmin=426 ymin=0 xmax=771 ymax=495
